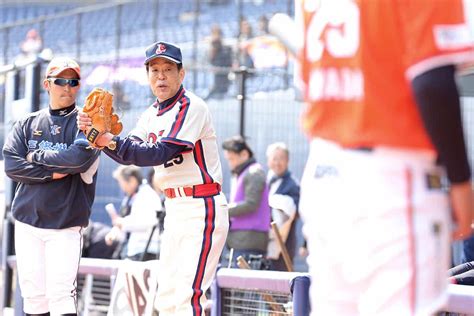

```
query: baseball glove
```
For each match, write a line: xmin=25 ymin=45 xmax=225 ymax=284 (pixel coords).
xmin=83 ymin=88 xmax=123 ymax=148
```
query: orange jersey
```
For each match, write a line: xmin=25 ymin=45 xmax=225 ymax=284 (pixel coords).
xmin=298 ymin=0 xmax=474 ymax=149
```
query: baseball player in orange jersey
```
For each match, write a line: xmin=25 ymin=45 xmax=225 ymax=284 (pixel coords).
xmin=295 ymin=0 xmax=474 ymax=315
xmin=78 ymin=42 xmax=229 ymax=315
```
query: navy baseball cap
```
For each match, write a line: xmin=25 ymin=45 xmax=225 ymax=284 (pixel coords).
xmin=144 ymin=41 xmax=182 ymax=65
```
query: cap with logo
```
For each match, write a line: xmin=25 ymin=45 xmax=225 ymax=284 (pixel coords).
xmin=45 ymin=57 xmax=81 ymax=79
xmin=144 ymin=41 xmax=182 ymax=65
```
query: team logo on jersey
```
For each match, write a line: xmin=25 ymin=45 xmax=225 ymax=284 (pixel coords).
xmin=147 ymin=130 xmax=164 ymax=143
xmin=38 ymin=140 xmax=68 ymax=151
xmin=50 ymin=125 xmax=61 ymax=135
xmin=28 ymin=140 xmax=38 ymax=149
xmin=156 ymin=44 xmax=166 ymax=54
xmin=33 ymin=130 xmax=42 ymax=136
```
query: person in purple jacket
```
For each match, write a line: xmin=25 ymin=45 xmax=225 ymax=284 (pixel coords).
xmin=222 ymin=136 xmax=270 ymax=268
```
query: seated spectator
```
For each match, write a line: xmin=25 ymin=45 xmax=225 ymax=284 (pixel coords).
xmin=222 ymin=136 xmax=270 ymax=267
xmin=233 ymin=17 xmax=255 ymax=69
xmin=105 ymin=165 xmax=163 ymax=261
xmin=265 ymin=142 xmax=300 ymax=271
xmin=257 ymin=15 xmax=269 ymax=36
xmin=20 ymin=28 xmax=43 ymax=58
xmin=82 ymin=221 xmax=122 ymax=259
xmin=206 ymin=25 xmax=232 ymax=100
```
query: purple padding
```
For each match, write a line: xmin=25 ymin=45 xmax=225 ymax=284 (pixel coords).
xmin=445 ymin=284 xmax=474 ymax=314
xmin=216 ymin=268 xmax=309 ymax=294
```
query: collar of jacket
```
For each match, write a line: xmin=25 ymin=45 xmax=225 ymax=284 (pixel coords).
xmin=157 ymin=85 xmax=184 ymax=111
xmin=232 ymin=157 xmax=256 ymax=176
xmin=49 ymin=103 xmax=76 ymax=116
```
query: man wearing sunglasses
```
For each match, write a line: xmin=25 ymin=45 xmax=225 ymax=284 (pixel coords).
xmin=3 ymin=57 xmax=100 ymax=316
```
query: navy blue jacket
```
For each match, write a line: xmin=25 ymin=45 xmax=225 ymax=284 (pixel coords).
xmin=3 ymin=105 xmax=100 ymax=229
xmin=271 ymin=170 xmax=300 ymax=208
xmin=268 ymin=170 xmax=300 ymax=271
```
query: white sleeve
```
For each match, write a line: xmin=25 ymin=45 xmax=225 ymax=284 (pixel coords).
xmin=269 ymin=194 xmax=296 ymax=217
xmin=128 ymin=107 xmax=154 ymax=141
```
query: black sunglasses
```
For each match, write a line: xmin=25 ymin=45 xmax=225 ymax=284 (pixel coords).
xmin=50 ymin=78 xmax=80 ymax=87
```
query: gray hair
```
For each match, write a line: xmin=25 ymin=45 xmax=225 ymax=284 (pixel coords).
xmin=266 ymin=142 xmax=289 ymax=158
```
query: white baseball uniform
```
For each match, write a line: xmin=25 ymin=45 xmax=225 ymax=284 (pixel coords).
xmin=130 ymin=87 xmax=229 ymax=316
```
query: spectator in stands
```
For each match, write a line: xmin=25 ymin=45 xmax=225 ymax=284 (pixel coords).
xmin=206 ymin=25 xmax=232 ymax=100
xmin=20 ymin=28 xmax=43 ymax=58
xmin=265 ymin=142 xmax=300 ymax=271
xmin=234 ymin=17 xmax=255 ymax=69
xmin=82 ymin=221 xmax=121 ymax=259
xmin=222 ymin=136 xmax=270 ymax=267
xmin=257 ymin=15 xmax=269 ymax=36
xmin=105 ymin=165 xmax=162 ymax=261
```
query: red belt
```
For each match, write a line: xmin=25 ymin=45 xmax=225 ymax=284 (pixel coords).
xmin=164 ymin=183 xmax=221 ymax=199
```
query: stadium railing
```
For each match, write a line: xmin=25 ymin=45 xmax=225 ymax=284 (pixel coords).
xmin=211 ymin=267 xmax=474 ymax=316
xmin=211 ymin=267 xmax=310 ymax=315
xmin=5 ymin=255 xmax=474 ymax=315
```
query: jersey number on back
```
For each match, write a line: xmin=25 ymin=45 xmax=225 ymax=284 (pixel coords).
xmin=306 ymin=0 xmax=359 ymax=62
xmin=304 ymin=0 xmax=363 ymax=101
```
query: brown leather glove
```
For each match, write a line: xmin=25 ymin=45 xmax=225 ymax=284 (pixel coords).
xmin=83 ymin=88 xmax=123 ymax=148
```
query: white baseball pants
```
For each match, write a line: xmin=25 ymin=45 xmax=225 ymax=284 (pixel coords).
xmin=156 ymin=192 xmax=229 ymax=316
xmin=300 ymin=138 xmax=451 ymax=316
xmin=14 ymin=220 xmax=82 ymax=315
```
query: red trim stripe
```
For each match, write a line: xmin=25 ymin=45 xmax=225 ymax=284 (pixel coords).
xmin=193 ymin=140 xmax=213 ymax=184
xmin=190 ymin=197 xmax=216 ymax=315
xmin=157 ymin=88 xmax=185 ymax=115
xmin=168 ymin=95 xmax=190 ymax=138
xmin=161 ymin=137 xmax=194 ymax=150
xmin=405 ymin=168 xmax=416 ymax=316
